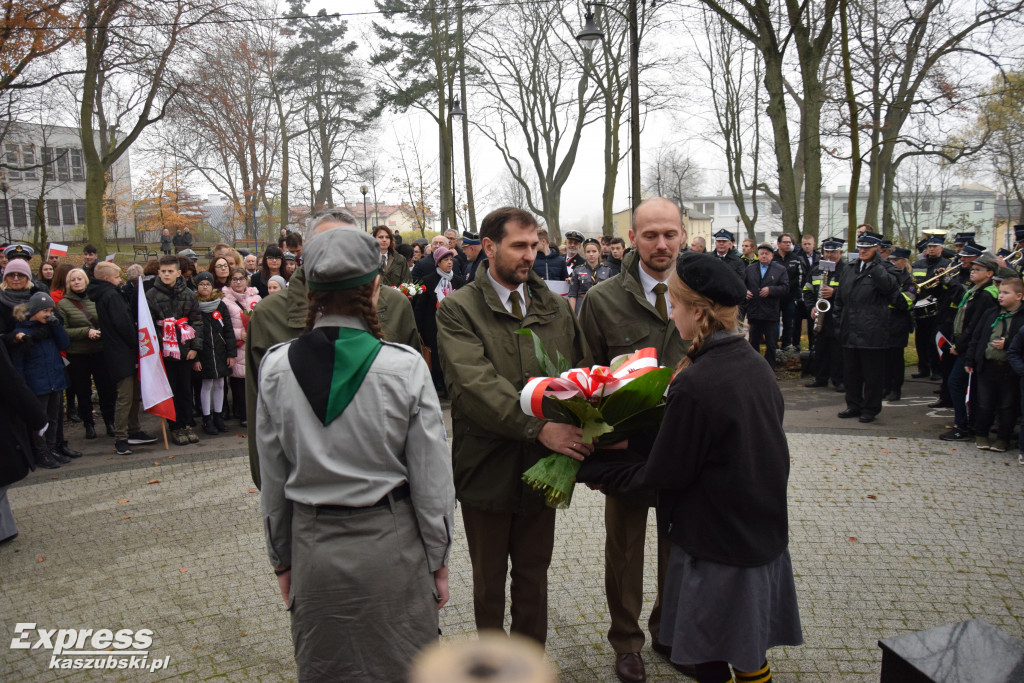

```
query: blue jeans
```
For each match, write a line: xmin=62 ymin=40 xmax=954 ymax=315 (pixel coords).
xmin=949 ymin=354 xmax=970 ymax=429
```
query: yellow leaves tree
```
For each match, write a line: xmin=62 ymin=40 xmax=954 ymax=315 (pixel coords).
xmin=133 ymin=163 xmax=206 ymax=236
xmin=0 ymin=0 xmax=78 ymax=91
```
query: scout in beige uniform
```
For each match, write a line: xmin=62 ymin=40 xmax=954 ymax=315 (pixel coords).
xmin=257 ymin=228 xmax=455 ymax=682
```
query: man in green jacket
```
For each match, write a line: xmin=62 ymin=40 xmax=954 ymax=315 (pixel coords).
xmin=245 ymin=209 xmax=420 ymax=488
xmin=578 ymin=197 xmax=689 ymax=682
xmin=437 ymin=207 xmax=591 ymax=646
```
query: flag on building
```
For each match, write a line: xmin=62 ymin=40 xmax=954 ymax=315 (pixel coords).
xmin=137 ymin=282 xmax=175 ymax=422
xmin=47 ymin=243 xmax=68 ymax=258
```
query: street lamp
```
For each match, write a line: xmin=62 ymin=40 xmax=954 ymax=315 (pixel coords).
xmin=449 ymin=98 xmax=465 ymax=232
xmin=576 ymin=1 xmax=641 ymax=213
xmin=360 ymin=185 xmax=368 ymax=232
xmin=0 ymin=181 xmax=9 ymax=242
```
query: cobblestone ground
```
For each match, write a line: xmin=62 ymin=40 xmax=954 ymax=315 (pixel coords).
xmin=2 ymin=429 xmax=1023 ymax=681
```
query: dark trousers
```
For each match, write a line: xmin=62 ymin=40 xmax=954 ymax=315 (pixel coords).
xmin=814 ymin=330 xmax=844 ymax=386
xmin=32 ymin=392 xmax=61 ymax=458
xmin=164 ymin=359 xmax=194 ymax=430
xmin=938 ymin=344 xmax=956 ymax=403
xmin=915 ymin=316 xmax=941 ymax=375
xmin=604 ymin=495 xmax=670 ymax=653
xmin=796 ymin=301 xmax=813 ymax=351
xmin=949 ymin=353 xmax=971 ymax=429
xmin=884 ymin=345 xmax=907 ymax=395
xmin=974 ymin=364 xmax=1020 ymax=443
xmin=780 ymin=296 xmax=798 ymax=348
xmin=66 ymin=352 xmax=116 ymax=427
xmin=748 ymin=319 xmax=779 ymax=369
xmin=229 ymin=377 xmax=245 ymax=419
xmin=461 ymin=505 xmax=556 ymax=646
xmin=843 ymin=347 xmax=886 ymax=417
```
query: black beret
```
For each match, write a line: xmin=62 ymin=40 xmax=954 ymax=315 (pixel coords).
xmin=674 ymin=252 xmax=747 ymax=306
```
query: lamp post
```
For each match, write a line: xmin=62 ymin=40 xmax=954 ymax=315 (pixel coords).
xmin=449 ymin=97 xmax=465 ymax=233
xmin=0 ymin=181 xmax=9 ymax=242
xmin=576 ymin=1 xmax=641 ymax=213
xmin=360 ymin=185 xmax=369 ymax=232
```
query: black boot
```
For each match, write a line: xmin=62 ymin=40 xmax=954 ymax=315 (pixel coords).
xmin=202 ymin=415 xmax=219 ymax=436
xmin=84 ymin=423 xmax=98 ymax=439
xmin=213 ymin=413 xmax=228 ymax=433
xmin=37 ymin=451 xmax=61 ymax=469
xmin=105 ymin=419 xmax=116 ymax=438
xmin=59 ymin=442 xmax=82 ymax=459
xmin=52 ymin=448 xmax=72 ymax=464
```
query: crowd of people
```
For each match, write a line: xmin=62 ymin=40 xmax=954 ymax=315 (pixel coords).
xmin=5 ymin=201 xmax=1023 ymax=682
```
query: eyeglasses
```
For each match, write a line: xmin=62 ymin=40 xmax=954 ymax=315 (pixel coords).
xmin=215 ymin=263 xmax=229 ymax=269
xmin=230 ymin=277 xmax=247 ymax=283
xmin=5 ymin=272 xmax=28 ymax=279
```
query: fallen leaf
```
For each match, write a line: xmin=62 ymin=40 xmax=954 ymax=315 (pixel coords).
xmin=247 ymin=489 xmax=257 ymax=494
xmin=866 ymin=494 xmax=877 ymax=499
xmin=37 ymin=556 xmax=45 ymax=562
xmin=881 ymin=450 xmax=891 ymax=453
xmin=236 ymin=434 xmax=246 ymax=438
xmin=50 ymin=476 xmax=58 ymax=480
xmin=888 ymin=436 xmax=897 ymax=439
xmin=147 ymin=480 xmax=160 ymax=485
xmin=848 ymin=537 xmax=858 ymax=542
xmin=240 ymin=632 xmax=247 ymax=637
xmin=153 ymin=461 xmax=161 ymax=466
xmin=832 ymin=466 xmax=838 ymax=471
xmin=122 ymin=516 xmax=131 ymax=520
xmin=168 ymin=456 xmax=175 ymax=459
xmin=179 ymin=568 xmax=188 ymax=573
xmin=912 ymin=421 xmax=919 ymax=425
xmin=117 ymin=499 xmax=129 ymax=503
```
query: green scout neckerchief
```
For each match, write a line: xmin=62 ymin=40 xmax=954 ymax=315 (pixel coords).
xmin=288 ymin=326 xmax=382 ymax=426
xmin=325 ymin=327 xmax=382 ymax=424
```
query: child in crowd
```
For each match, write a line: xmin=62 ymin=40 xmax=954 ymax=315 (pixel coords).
xmin=967 ymin=277 xmax=1024 ymax=453
xmin=221 ymin=267 xmax=261 ymax=427
xmin=10 ymin=292 xmax=73 ymax=469
xmin=147 ymin=255 xmax=204 ymax=446
xmin=266 ymin=275 xmax=286 ymax=295
xmin=193 ymin=272 xmax=236 ymax=435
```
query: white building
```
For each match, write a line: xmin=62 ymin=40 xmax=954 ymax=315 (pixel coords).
xmin=0 ymin=121 xmax=134 ymax=243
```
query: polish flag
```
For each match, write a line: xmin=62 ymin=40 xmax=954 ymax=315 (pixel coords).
xmin=105 ymin=253 xmax=117 ymax=262
xmin=935 ymin=330 xmax=950 ymax=358
xmin=47 ymin=243 xmax=68 ymax=258
xmin=137 ymin=282 xmax=176 ymax=422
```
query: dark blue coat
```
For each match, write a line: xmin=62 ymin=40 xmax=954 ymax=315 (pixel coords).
xmin=532 ymin=247 xmax=569 ymax=281
xmin=11 ymin=318 xmax=69 ymax=394
xmin=744 ymin=261 xmax=790 ymax=321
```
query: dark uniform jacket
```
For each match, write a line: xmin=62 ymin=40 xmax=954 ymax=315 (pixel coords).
xmin=245 ymin=266 xmax=419 ymax=488
xmin=595 ymin=255 xmax=621 ymax=281
xmin=744 ymin=261 xmax=790 ymax=321
xmin=86 ymin=279 xmax=138 ymax=383
xmin=712 ymin=248 xmax=746 ymax=281
xmin=911 ymin=255 xmax=951 ymax=293
xmin=578 ymin=249 xmax=689 ymax=502
xmin=436 ymin=262 xmax=590 ymax=514
xmin=455 ymin=252 xmax=482 ymax=283
xmin=774 ymin=251 xmax=805 ymax=299
xmin=801 ymin=259 xmax=845 ymax=336
xmin=834 ymin=254 xmax=898 ymax=349
xmin=146 ymin=279 xmax=203 ymax=357
xmin=885 ymin=264 xmax=917 ymax=348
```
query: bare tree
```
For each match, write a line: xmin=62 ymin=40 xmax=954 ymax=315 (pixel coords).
xmin=470 ymin=2 xmax=600 ymax=242
xmin=643 ymin=144 xmax=703 ymax=208
xmin=393 ymin=132 xmax=437 ymax=236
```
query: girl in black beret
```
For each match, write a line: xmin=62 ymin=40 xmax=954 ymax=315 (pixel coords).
xmin=579 ymin=253 xmax=803 ymax=682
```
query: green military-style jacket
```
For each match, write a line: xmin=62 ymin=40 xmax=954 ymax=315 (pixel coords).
xmin=245 ymin=265 xmax=420 ymax=488
xmin=437 ymin=261 xmax=591 ymax=514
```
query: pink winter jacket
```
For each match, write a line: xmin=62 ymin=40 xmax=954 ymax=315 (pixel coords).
xmin=221 ymin=286 xmax=262 ymax=378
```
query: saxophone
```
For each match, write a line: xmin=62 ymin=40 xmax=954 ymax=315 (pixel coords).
xmin=813 ymin=260 xmax=836 ymax=334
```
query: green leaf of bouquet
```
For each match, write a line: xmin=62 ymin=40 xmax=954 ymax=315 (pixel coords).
xmin=515 ymin=328 xmax=559 ymax=377
xmin=540 ymin=396 xmax=581 ymax=425
xmin=594 ymin=404 xmax=666 ymax=446
xmin=555 ymin=350 xmax=570 ymax=374
xmin=599 ymin=367 xmax=674 ymax=427
xmin=582 ymin=418 xmax=614 ymax=443
xmin=560 ymin=395 xmax=604 ymax=425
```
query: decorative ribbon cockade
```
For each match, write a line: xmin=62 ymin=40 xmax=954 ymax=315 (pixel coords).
xmin=515 ymin=332 xmax=672 ymax=509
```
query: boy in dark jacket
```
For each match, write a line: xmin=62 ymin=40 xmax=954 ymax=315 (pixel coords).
xmin=147 ymin=255 xmax=203 ymax=446
xmin=744 ymin=243 xmax=789 ymax=369
xmin=966 ymin=277 xmax=1024 ymax=452
xmin=10 ymin=292 xmax=71 ymax=469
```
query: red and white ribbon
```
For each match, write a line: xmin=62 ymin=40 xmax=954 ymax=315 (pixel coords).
xmin=520 ymin=347 xmax=661 ymax=419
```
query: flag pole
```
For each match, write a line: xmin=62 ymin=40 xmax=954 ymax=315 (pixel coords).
xmin=161 ymin=418 xmax=169 ymax=450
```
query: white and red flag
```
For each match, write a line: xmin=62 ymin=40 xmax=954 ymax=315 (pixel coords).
xmin=137 ymin=281 xmax=176 ymax=422
xmin=47 ymin=243 xmax=68 ymax=258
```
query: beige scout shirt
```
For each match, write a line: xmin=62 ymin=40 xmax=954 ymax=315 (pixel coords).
xmin=257 ymin=314 xmax=455 ymax=572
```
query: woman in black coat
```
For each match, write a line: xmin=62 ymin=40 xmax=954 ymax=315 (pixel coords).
xmin=0 ymin=341 xmax=50 ymax=543
xmin=578 ymin=253 xmax=802 ymax=682
xmin=250 ymin=245 xmax=285 ymax=298
xmin=412 ymin=247 xmax=464 ymax=396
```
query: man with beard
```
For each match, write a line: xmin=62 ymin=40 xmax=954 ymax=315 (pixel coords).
xmin=437 ymin=207 xmax=590 ymax=647
xmin=576 ymin=197 xmax=690 ymax=681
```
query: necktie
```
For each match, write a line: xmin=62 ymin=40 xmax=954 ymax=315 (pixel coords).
xmin=509 ymin=290 xmax=524 ymax=321
xmin=653 ymin=283 xmax=668 ymax=322
xmin=381 ymin=256 xmax=387 ymax=271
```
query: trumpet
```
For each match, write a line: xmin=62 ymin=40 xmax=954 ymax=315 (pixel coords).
xmin=917 ymin=263 xmax=961 ymax=290
xmin=813 ymin=261 xmax=836 ymax=334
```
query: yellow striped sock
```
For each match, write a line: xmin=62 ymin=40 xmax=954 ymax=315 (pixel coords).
xmin=734 ymin=661 xmax=771 ymax=683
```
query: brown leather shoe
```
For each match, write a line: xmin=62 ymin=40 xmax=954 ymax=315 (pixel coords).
xmin=615 ymin=652 xmax=646 ymax=683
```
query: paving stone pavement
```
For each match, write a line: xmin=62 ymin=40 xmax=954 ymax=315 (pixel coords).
xmin=2 ymin=406 xmax=1023 ymax=681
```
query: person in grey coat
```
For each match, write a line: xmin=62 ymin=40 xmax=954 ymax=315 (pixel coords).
xmin=257 ymin=228 xmax=455 ymax=682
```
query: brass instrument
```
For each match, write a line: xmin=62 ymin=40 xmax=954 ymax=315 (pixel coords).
xmin=812 ymin=260 xmax=836 ymax=334
xmin=916 ymin=263 xmax=961 ymax=290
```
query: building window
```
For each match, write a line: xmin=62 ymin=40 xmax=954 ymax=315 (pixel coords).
xmin=75 ymin=199 xmax=86 ymax=223
xmin=771 ymin=202 xmax=781 ymax=215
xmin=0 ymin=199 xmax=7 ymax=227
xmin=941 ymin=200 xmax=951 ymax=212
xmin=55 ymin=148 xmax=70 ymax=181
xmin=11 ymin=198 xmax=27 ymax=227
xmin=61 ymin=199 xmax=75 ymax=225
xmin=974 ymin=200 xmax=983 ymax=212
xmin=46 ymin=199 xmax=60 ymax=226
xmin=719 ymin=203 xmax=738 ymax=216
xmin=43 ymin=147 xmax=55 ymax=181
xmin=901 ymin=200 xmax=912 ymax=212
xmin=69 ymin=149 xmax=84 ymax=181
xmin=842 ymin=203 xmax=849 ymax=214
xmin=4 ymin=144 xmax=21 ymax=181
xmin=21 ymin=146 xmax=36 ymax=180
xmin=922 ymin=200 xmax=931 ymax=212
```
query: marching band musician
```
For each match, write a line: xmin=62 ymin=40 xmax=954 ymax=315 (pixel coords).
xmin=911 ymin=235 xmax=950 ymax=381
xmin=883 ymin=247 xmax=917 ymax=402
xmin=803 ymin=237 xmax=846 ymax=392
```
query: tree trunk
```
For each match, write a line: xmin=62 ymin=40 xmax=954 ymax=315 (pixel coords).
xmin=761 ymin=52 xmax=801 ymax=238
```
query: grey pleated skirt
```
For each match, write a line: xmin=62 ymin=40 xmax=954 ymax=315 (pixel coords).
xmin=659 ymin=544 xmax=803 ymax=672
xmin=288 ymin=498 xmax=438 ymax=683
